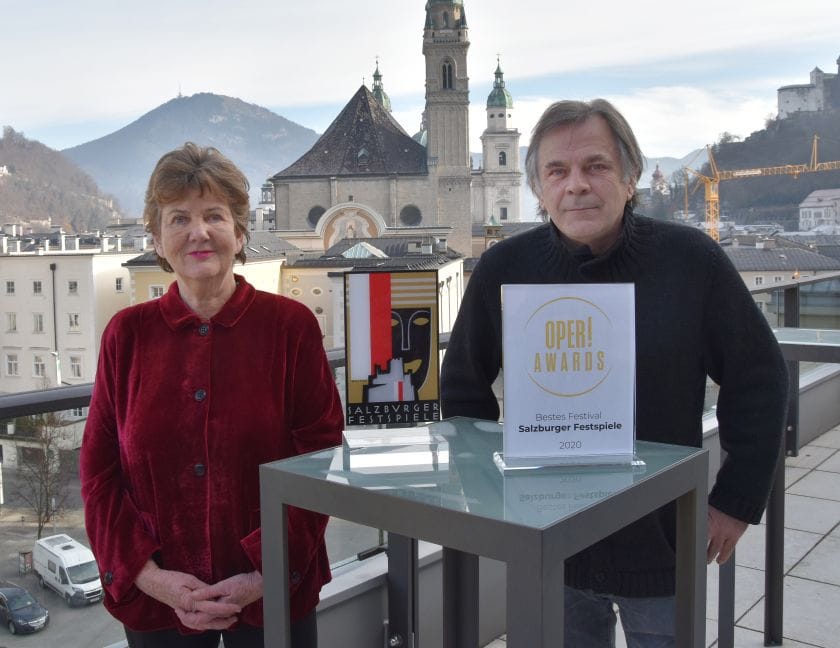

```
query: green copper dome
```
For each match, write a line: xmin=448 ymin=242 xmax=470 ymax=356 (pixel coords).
xmin=371 ymin=61 xmax=391 ymax=112
xmin=487 ymin=61 xmax=513 ymax=109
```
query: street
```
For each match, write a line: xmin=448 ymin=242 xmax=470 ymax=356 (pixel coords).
xmin=0 ymin=467 xmax=125 ymax=647
xmin=0 ymin=464 xmax=381 ymax=648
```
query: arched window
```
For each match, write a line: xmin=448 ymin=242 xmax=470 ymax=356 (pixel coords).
xmin=307 ymin=206 xmax=326 ymax=229
xmin=442 ymin=61 xmax=454 ymax=90
xmin=498 ymin=151 xmax=507 ymax=167
xmin=400 ymin=205 xmax=422 ymax=226
xmin=443 ymin=11 xmax=450 ymax=27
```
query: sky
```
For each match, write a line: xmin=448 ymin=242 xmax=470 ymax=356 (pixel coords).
xmin=3 ymin=0 xmax=840 ymax=167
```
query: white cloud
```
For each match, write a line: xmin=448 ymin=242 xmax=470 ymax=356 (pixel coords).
xmin=3 ymin=0 xmax=839 ymax=156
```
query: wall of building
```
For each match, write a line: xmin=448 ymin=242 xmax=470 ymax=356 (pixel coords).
xmin=278 ymin=176 xmax=438 ymax=234
xmin=799 ymin=198 xmax=840 ymax=230
xmin=778 ymin=85 xmax=822 ymax=118
xmin=1 ymin=253 xmax=133 ymax=394
xmin=281 ymin=266 xmax=344 ymax=346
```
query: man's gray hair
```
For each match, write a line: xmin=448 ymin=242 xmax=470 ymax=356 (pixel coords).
xmin=525 ymin=99 xmax=644 ymax=216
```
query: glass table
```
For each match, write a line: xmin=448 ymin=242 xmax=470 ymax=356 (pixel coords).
xmin=260 ymin=417 xmax=709 ymax=648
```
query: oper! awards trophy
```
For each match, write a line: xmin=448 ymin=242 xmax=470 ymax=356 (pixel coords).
xmin=498 ymin=283 xmax=638 ymax=470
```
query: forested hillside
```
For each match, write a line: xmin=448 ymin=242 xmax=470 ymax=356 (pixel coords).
xmin=694 ymin=110 xmax=840 ymax=229
xmin=0 ymin=127 xmax=120 ymax=232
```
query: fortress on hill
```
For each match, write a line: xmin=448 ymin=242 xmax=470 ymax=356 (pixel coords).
xmin=778 ymin=56 xmax=840 ymax=118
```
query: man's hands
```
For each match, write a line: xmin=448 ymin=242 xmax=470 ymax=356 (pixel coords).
xmin=134 ymin=561 xmax=249 ymax=631
xmin=706 ymin=506 xmax=748 ymax=565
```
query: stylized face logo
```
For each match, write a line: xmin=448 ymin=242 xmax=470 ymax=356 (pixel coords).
xmin=391 ymin=308 xmax=431 ymax=391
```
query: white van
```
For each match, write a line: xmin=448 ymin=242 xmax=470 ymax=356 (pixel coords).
xmin=33 ymin=534 xmax=103 ymax=606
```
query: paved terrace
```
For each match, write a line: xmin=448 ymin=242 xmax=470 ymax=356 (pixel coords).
xmin=485 ymin=423 xmax=840 ymax=648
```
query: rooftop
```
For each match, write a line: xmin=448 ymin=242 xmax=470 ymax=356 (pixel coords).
xmin=271 ymin=86 xmax=427 ymax=179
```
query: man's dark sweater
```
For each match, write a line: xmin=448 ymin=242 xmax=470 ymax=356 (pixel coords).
xmin=441 ymin=208 xmax=788 ymax=597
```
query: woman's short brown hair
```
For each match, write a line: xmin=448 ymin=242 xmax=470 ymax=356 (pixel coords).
xmin=144 ymin=142 xmax=251 ymax=272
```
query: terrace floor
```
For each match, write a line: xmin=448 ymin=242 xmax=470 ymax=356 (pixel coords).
xmin=485 ymin=423 xmax=840 ymax=648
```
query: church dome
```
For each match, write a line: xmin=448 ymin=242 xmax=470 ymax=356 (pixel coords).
xmin=371 ymin=61 xmax=391 ymax=112
xmin=487 ymin=61 xmax=513 ymax=109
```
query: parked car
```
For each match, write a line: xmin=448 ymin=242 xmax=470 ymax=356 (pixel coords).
xmin=33 ymin=534 xmax=103 ymax=606
xmin=0 ymin=584 xmax=49 ymax=635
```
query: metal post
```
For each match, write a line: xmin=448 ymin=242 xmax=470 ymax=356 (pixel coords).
xmin=387 ymin=534 xmax=418 ymax=648
xmin=762 ymin=284 xmax=800 ymax=644
xmin=443 ymin=548 xmax=479 ymax=648
xmin=764 ymin=454 xmax=786 ymax=646
xmin=717 ymin=557 xmax=735 ymax=648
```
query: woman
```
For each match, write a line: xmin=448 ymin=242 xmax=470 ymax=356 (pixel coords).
xmin=80 ymin=142 xmax=344 ymax=648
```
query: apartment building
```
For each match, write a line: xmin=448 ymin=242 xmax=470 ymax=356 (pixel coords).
xmin=1 ymin=248 xmax=138 ymax=394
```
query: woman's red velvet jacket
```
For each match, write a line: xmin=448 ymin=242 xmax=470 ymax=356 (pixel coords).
xmin=80 ymin=277 xmax=344 ymax=632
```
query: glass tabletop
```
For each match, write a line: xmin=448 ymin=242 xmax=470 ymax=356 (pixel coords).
xmin=267 ymin=417 xmax=704 ymax=530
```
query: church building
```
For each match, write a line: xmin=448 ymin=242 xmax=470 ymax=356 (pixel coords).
xmin=268 ymin=0 xmax=522 ymax=258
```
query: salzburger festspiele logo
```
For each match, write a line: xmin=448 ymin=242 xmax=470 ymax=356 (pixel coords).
xmin=522 ymin=296 xmax=614 ymax=397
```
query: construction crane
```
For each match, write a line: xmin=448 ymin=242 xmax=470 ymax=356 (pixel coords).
xmin=684 ymin=135 xmax=840 ymax=242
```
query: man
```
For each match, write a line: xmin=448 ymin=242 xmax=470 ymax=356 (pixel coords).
xmin=440 ymin=99 xmax=787 ymax=647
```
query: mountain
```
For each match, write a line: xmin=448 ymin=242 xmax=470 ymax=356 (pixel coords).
xmin=62 ymin=93 xmax=320 ymax=217
xmin=0 ymin=126 xmax=120 ymax=232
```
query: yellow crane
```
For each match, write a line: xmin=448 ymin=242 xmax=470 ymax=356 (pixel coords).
xmin=684 ymin=135 xmax=840 ymax=242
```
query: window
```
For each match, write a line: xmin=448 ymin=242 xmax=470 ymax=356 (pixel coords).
xmin=150 ymin=285 xmax=165 ymax=299
xmin=70 ymin=356 xmax=82 ymax=379
xmin=6 ymin=353 xmax=19 ymax=376
xmin=307 ymin=206 xmax=326 ymax=229
xmin=33 ymin=355 xmax=46 ymax=377
xmin=442 ymin=61 xmax=454 ymax=90
xmin=68 ymin=280 xmax=78 ymax=294
xmin=500 ymin=207 xmax=509 ymax=221
xmin=754 ymin=276 xmax=764 ymax=286
xmin=68 ymin=313 xmax=80 ymax=331
xmin=115 ymin=277 xmax=123 ymax=292
xmin=33 ymin=312 xmax=44 ymax=333
xmin=6 ymin=312 xmax=16 ymax=332
xmin=71 ymin=407 xmax=85 ymax=417
xmin=774 ymin=276 xmax=783 ymax=283
xmin=399 ymin=205 xmax=422 ymax=226
xmin=498 ymin=151 xmax=507 ymax=167
xmin=33 ymin=280 xmax=42 ymax=295
xmin=5 ymin=280 xmax=14 ymax=295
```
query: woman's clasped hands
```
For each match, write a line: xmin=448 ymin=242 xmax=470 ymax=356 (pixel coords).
xmin=136 ymin=560 xmax=262 ymax=631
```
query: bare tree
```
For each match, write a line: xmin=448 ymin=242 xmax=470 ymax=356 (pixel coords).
xmin=14 ymin=413 xmax=74 ymax=539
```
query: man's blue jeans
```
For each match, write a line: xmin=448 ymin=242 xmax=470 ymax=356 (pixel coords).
xmin=564 ymin=586 xmax=676 ymax=648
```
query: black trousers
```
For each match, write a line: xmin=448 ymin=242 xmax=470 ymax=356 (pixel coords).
xmin=124 ymin=612 xmax=317 ymax=648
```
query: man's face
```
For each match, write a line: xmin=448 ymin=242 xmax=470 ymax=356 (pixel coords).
xmin=535 ymin=115 xmax=635 ymax=255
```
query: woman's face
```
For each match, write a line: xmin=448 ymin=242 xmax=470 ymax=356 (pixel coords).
xmin=153 ymin=188 xmax=243 ymax=287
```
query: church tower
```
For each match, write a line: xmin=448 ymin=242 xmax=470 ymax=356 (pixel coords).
xmin=422 ymin=0 xmax=472 ymax=255
xmin=370 ymin=59 xmax=392 ymax=112
xmin=477 ymin=59 xmax=521 ymax=222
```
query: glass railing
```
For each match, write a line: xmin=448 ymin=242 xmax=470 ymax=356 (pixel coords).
xmin=701 ymin=272 xmax=840 ymax=418
xmin=0 ymin=335 xmax=450 ymax=571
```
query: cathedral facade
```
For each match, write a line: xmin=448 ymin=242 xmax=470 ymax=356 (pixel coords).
xmin=268 ymin=0 xmax=521 ymax=258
